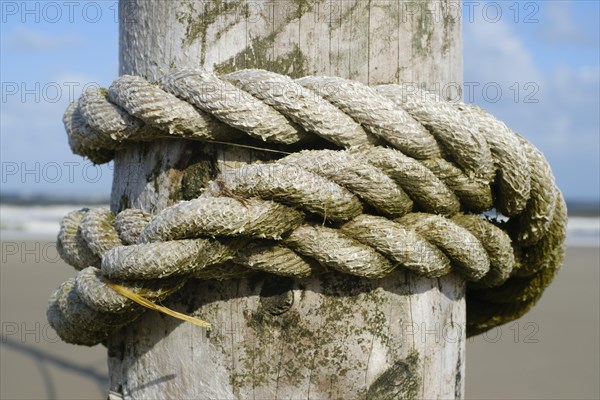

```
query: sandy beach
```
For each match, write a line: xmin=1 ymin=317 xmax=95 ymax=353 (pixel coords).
xmin=1 ymin=240 xmax=598 ymax=399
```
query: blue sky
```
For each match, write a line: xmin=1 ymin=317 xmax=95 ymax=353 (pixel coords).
xmin=1 ymin=1 xmax=599 ymax=201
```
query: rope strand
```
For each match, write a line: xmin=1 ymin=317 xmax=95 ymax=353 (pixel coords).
xmin=48 ymin=68 xmax=566 ymax=345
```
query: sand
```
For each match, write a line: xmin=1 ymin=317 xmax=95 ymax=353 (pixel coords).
xmin=466 ymin=245 xmax=600 ymax=400
xmin=1 ymin=240 xmax=598 ymax=399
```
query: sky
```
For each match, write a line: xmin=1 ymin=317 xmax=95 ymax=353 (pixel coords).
xmin=1 ymin=1 xmax=599 ymax=201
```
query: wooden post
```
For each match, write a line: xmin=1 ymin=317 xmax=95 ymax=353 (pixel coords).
xmin=109 ymin=1 xmax=464 ymax=398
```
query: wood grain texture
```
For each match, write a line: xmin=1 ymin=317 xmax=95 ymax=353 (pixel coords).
xmin=109 ymin=1 xmax=464 ymax=398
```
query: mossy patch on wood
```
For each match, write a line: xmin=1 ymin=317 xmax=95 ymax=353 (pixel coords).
xmin=412 ymin=5 xmax=434 ymax=58
xmin=215 ymin=38 xmax=309 ymax=78
xmin=181 ymin=159 xmax=217 ymax=200
xmin=366 ymin=350 xmax=421 ymax=400
xmin=177 ymin=0 xmax=246 ymax=66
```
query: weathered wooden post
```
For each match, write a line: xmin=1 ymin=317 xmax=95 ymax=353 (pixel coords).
xmin=109 ymin=0 xmax=464 ymax=398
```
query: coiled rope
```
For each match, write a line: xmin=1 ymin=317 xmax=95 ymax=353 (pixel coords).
xmin=49 ymin=69 xmax=566 ymax=346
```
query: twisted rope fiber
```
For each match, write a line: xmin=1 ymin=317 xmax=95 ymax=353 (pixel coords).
xmin=50 ymin=69 xmax=566 ymax=346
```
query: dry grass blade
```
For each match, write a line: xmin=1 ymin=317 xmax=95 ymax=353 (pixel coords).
xmin=104 ymin=280 xmax=211 ymax=329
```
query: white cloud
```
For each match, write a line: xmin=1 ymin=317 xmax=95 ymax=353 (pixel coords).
xmin=464 ymin=18 xmax=543 ymax=86
xmin=543 ymin=65 xmax=600 ymax=147
xmin=2 ymin=26 xmax=82 ymax=52
xmin=464 ymin=14 xmax=599 ymax=199
xmin=1 ymin=72 xmax=99 ymax=160
xmin=0 ymin=72 xmax=114 ymax=195
xmin=538 ymin=2 xmax=593 ymax=46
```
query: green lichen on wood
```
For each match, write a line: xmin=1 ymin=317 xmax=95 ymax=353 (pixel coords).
xmin=366 ymin=351 xmax=421 ymax=400
xmin=176 ymin=0 xmax=246 ymax=65
xmin=226 ymin=275 xmax=313 ymax=389
xmin=411 ymin=2 xmax=434 ymax=58
xmin=440 ymin=1 xmax=455 ymax=56
xmin=319 ymin=274 xmax=391 ymax=342
xmin=177 ymin=0 xmax=320 ymax=73
xmin=225 ymin=272 xmax=399 ymax=396
xmin=334 ymin=0 xmax=364 ymax=27
xmin=215 ymin=38 xmax=309 ymax=78
xmin=182 ymin=159 xmax=216 ymax=200
xmin=211 ymin=0 xmax=323 ymax=77
xmin=174 ymin=143 xmax=219 ymax=202
xmin=180 ymin=144 xmax=218 ymax=200
xmin=285 ymin=0 xmax=319 ymax=22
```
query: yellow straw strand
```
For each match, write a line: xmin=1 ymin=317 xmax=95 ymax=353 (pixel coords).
xmin=105 ymin=281 xmax=211 ymax=329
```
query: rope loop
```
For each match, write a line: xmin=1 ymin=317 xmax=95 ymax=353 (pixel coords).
xmin=50 ymin=68 xmax=566 ymax=345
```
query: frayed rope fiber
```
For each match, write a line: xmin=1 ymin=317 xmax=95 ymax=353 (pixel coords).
xmin=49 ymin=68 xmax=566 ymax=346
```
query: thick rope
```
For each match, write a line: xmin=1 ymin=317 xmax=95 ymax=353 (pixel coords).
xmin=50 ymin=68 xmax=566 ymax=345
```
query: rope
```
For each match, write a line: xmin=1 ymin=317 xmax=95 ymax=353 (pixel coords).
xmin=49 ymin=69 xmax=566 ymax=346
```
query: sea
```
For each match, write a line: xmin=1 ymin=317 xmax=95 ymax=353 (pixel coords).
xmin=0 ymin=196 xmax=598 ymax=247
